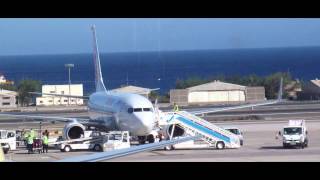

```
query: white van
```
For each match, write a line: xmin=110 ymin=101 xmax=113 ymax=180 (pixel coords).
xmin=0 ymin=130 xmax=16 ymax=153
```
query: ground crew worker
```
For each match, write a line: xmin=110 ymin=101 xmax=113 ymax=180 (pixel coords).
xmin=27 ymin=134 xmax=34 ymax=154
xmin=23 ymin=131 xmax=29 ymax=146
xmin=42 ymin=133 xmax=49 ymax=153
xmin=173 ymin=103 xmax=179 ymax=112
xmin=30 ymin=128 xmax=35 ymax=139
xmin=44 ymin=129 xmax=49 ymax=138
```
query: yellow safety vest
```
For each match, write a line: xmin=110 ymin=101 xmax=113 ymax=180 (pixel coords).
xmin=42 ymin=136 xmax=49 ymax=145
xmin=27 ymin=136 xmax=34 ymax=144
xmin=174 ymin=105 xmax=179 ymax=112
xmin=30 ymin=130 xmax=35 ymax=139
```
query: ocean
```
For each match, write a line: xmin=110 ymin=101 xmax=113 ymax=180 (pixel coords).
xmin=0 ymin=46 xmax=319 ymax=95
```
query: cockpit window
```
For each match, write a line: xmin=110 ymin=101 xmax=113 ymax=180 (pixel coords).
xmin=128 ymin=107 xmax=153 ymax=113
xmin=128 ymin=108 xmax=133 ymax=113
xmin=134 ymin=108 xmax=142 ymax=112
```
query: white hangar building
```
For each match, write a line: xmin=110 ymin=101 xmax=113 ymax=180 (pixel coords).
xmin=170 ymin=80 xmax=265 ymax=105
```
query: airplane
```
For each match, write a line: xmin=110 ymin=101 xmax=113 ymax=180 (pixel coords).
xmin=0 ymin=25 xmax=283 ymax=162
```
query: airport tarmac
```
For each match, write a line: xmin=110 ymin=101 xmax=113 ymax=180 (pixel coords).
xmin=2 ymin=102 xmax=320 ymax=162
xmin=4 ymin=120 xmax=320 ymax=162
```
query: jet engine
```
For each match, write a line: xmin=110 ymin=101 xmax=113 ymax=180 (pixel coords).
xmin=63 ymin=122 xmax=86 ymax=140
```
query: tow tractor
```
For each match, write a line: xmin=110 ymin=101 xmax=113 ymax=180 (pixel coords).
xmin=57 ymin=131 xmax=130 ymax=152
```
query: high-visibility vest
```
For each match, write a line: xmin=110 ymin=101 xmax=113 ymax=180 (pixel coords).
xmin=23 ymin=132 xmax=29 ymax=139
xmin=42 ymin=136 xmax=49 ymax=145
xmin=27 ymin=136 xmax=33 ymax=144
xmin=174 ymin=105 xmax=179 ymax=111
xmin=30 ymin=130 xmax=35 ymax=139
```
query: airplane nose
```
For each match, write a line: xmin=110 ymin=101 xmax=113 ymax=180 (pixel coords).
xmin=135 ymin=113 xmax=155 ymax=134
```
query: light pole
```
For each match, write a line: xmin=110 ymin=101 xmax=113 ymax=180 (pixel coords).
xmin=65 ymin=64 xmax=74 ymax=106
xmin=39 ymin=122 xmax=42 ymax=138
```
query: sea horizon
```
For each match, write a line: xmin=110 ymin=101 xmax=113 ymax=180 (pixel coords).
xmin=1 ymin=46 xmax=319 ymax=95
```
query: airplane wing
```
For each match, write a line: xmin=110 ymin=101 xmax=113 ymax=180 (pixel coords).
xmin=0 ymin=113 xmax=89 ymax=123
xmin=29 ymin=92 xmax=89 ymax=99
xmin=187 ymin=77 xmax=284 ymax=116
xmin=189 ymin=100 xmax=279 ymax=115
xmin=111 ymin=88 xmax=160 ymax=95
xmin=57 ymin=135 xmax=199 ymax=162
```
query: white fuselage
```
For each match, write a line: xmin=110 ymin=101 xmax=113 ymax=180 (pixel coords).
xmin=87 ymin=91 xmax=156 ymax=136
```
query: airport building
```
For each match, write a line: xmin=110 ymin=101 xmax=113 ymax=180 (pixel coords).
xmin=0 ymin=89 xmax=17 ymax=108
xmin=0 ymin=74 xmax=14 ymax=85
xmin=170 ymin=80 xmax=266 ymax=105
xmin=112 ymin=85 xmax=152 ymax=98
xmin=36 ymin=84 xmax=84 ymax=106
xmin=298 ymin=79 xmax=320 ymax=100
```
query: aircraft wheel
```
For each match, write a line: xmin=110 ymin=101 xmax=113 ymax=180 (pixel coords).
xmin=164 ymin=145 xmax=174 ymax=151
xmin=94 ymin=144 xmax=102 ymax=152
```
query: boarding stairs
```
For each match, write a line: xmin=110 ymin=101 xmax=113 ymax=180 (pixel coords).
xmin=164 ymin=111 xmax=240 ymax=148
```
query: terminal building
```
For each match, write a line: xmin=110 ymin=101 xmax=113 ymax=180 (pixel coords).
xmin=298 ymin=79 xmax=320 ymax=100
xmin=170 ymin=80 xmax=266 ymax=106
xmin=0 ymin=89 xmax=17 ymax=108
xmin=36 ymin=84 xmax=84 ymax=106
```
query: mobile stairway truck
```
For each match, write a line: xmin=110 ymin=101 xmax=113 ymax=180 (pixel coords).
xmin=159 ymin=111 xmax=241 ymax=150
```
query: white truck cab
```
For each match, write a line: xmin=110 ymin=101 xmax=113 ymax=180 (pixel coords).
xmin=279 ymin=120 xmax=308 ymax=148
xmin=102 ymin=131 xmax=130 ymax=151
xmin=0 ymin=130 xmax=16 ymax=154
xmin=223 ymin=127 xmax=244 ymax=146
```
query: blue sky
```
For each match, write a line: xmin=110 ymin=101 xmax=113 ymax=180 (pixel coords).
xmin=1 ymin=18 xmax=320 ymax=55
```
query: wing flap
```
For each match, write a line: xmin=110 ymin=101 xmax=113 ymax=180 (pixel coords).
xmin=0 ymin=113 xmax=89 ymax=123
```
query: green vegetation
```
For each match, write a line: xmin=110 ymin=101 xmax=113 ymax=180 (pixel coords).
xmin=17 ymin=79 xmax=41 ymax=106
xmin=0 ymin=84 xmax=17 ymax=91
xmin=175 ymin=72 xmax=293 ymax=99
xmin=0 ymin=79 xmax=40 ymax=107
xmin=1 ymin=79 xmax=42 ymax=106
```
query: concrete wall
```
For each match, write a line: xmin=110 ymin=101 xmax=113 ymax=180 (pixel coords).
xmin=245 ymin=87 xmax=266 ymax=101
xmin=170 ymin=89 xmax=188 ymax=105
